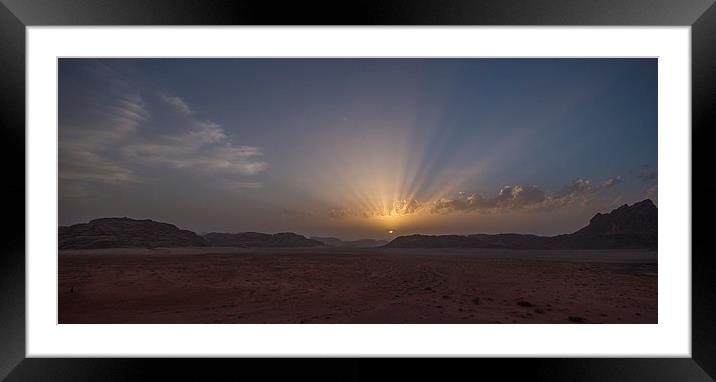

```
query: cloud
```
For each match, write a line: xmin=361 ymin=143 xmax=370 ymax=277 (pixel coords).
xmin=411 ymin=177 xmax=624 ymax=216
xmin=159 ymin=93 xmax=193 ymax=115
xmin=393 ymin=198 xmax=423 ymax=215
xmin=328 ymin=176 xmax=623 ymax=219
xmin=630 ymin=164 xmax=657 ymax=183
xmin=59 ymin=82 xmax=147 ymax=186
xmin=280 ymin=208 xmax=315 ymax=218
xmin=59 ymin=61 xmax=267 ymax=199
xmin=327 ymin=176 xmax=622 ymax=219
xmin=328 ymin=198 xmax=424 ymax=220
xmin=494 ymin=185 xmax=546 ymax=208
xmin=223 ymin=180 xmax=263 ymax=189
xmin=546 ymin=177 xmax=621 ymax=208
xmin=123 ymin=120 xmax=268 ymax=175
xmin=604 ymin=176 xmax=622 ymax=187
xmin=431 ymin=192 xmax=486 ymax=214
xmin=645 ymin=185 xmax=658 ymax=203
xmin=637 ymin=171 xmax=658 ymax=182
xmin=553 ymin=178 xmax=594 ymax=199
xmin=431 ymin=184 xmax=552 ymax=215
xmin=329 ymin=208 xmax=351 ymax=219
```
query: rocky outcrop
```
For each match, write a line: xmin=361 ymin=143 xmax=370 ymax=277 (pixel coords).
xmin=203 ymin=232 xmax=325 ymax=248
xmin=59 ymin=217 xmax=208 ymax=249
xmin=553 ymin=199 xmax=657 ymax=249
xmin=383 ymin=233 xmax=552 ymax=249
xmin=311 ymin=237 xmax=389 ymax=248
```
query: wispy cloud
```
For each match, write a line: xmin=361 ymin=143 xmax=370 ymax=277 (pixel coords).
xmin=59 ymin=83 xmax=147 ymax=186
xmin=223 ymin=180 xmax=263 ymax=190
xmin=159 ymin=93 xmax=193 ymax=115
xmin=123 ymin=120 xmax=267 ymax=175
xmin=59 ymin=61 xmax=267 ymax=198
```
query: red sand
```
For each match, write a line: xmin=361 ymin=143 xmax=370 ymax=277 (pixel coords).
xmin=58 ymin=247 xmax=657 ymax=324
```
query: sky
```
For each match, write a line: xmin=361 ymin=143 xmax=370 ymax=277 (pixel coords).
xmin=58 ymin=58 xmax=657 ymax=240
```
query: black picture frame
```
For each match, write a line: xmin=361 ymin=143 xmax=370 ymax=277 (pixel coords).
xmin=1 ymin=0 xmax=714 ymax=380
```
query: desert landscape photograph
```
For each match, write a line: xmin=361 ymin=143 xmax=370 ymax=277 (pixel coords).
xmin=58 ymin=58 xmax=657 ymax=324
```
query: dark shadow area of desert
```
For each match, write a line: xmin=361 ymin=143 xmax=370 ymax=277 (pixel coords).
xmin=59 ymin=247 xmax=656 ymax=324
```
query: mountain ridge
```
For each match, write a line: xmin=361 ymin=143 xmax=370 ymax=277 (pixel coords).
xmin=203 ymin=232 xmax=324 ymax=248
xmin=383 ymin=199 xmax=657 ymax=250
xmin=58 ymin=200 xmax=657 ymax=250
xmin=59 ymin=217 xmax=208 ymax=249
xmin=311 ymin=236 xmax=389 ymax=248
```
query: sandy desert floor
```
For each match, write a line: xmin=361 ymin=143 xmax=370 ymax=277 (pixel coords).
xmin=58 ymin=247 xmax=657 ymax=324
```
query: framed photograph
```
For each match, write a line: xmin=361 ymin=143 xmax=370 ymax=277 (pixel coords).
xmin=2 ymin=0 xmax=714 ymax=380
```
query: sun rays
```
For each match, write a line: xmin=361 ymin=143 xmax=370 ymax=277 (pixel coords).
xmin=295 ymin=116 xmax=493 ymax=232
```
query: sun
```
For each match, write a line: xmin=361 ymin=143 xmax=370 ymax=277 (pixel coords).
xmin=387 ymin=229 xmax=394 ymax=234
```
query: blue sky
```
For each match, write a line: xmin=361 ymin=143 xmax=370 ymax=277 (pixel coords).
xmin=59 ymin=58 xmax=657 ymax=239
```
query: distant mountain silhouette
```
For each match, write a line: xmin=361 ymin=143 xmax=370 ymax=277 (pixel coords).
xmin=59 ymin=217 xmax=208 ymax=249
xmin=58 ymin=200 xmax=656 ymax=250
xmin=572 ymin=199 xmax=657 ymax=235
xmin=312 ymin=236 xmax=389 ymax=248
xmin=550 ymin=199 xmax=657 ymax=249
xmin=384 ymin=200 xmax=657 ymax=250
xmin=203 ymin=232 xmax=324 ymax=248
xmin=383 ymin=233 xmax=552 ymax=249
